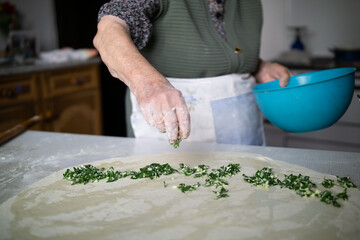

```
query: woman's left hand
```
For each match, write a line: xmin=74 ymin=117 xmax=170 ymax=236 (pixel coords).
xmin=254 ymin=60 xmax=293 ymax=87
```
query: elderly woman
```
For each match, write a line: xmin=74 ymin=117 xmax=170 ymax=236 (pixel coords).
xmin=93 ymin=0 xmax=291 ymax=146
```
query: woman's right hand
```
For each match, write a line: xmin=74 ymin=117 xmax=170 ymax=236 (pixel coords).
xmin=134 ymin=78 xmax=190 ymax=144
xmin=94 ymin=15 xmax=190 ymax=144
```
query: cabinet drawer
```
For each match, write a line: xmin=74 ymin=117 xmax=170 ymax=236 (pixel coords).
xmin=0 ymin=103 xmax=42 ymax=132
xmin=43 ymin=89 xmax=102 ymax=135
xmin=42 ymin=65 xmax=99 ymax=98
xmin=0 ymin=74 xmax=39 ymax=107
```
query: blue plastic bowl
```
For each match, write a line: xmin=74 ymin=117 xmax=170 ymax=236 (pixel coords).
xmin=252 ymin=67 xmax=356 ymax=133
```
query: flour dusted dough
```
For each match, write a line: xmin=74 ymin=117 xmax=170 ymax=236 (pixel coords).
xmin=0 ymin=152 xmax=359 ymax=240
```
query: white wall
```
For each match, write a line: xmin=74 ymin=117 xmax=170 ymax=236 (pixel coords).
xmin=2 ymin=0 xmax=359 ymax=60
xmin=260 ymin=0 xmax=288 ymax=61
xmin=261 ymin=0 xmax=360 ymax=61
xmin=0 ymin=0 xmax=58 ymax=51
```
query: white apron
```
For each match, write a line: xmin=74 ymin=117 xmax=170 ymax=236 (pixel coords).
xmin=130 ymin=73 xmax=265 ymax=145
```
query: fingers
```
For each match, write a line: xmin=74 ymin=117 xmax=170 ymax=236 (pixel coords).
xmin=163 ymin=108 xmax=179 ymax=144
xmin=146 ymin=106 xmax=190 ymax=143
xmin=138 ymin=87 xmax=191 ymax=143
xmin=153 ymin=113 xmax=166 ymax=133
xmin=274 ymin=63 xmax=292 ymax=88
xmin=139 ymin=106 xmax=155 ymax=126
xmin=255 ymin=61 xmax=292 ymax=87
xmin=140 ymin=106 xmax=167 ymax=133
xmin=162 ymin=97 xmax=191 ymax=143
xmin=278 ymin=72 xmax=290 ymax=88
xmin=176 ymin=106 xmax=191 ymax=140
xmin=165 ymin=92 xmax=191 ymax=141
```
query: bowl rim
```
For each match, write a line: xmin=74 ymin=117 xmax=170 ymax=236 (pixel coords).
xmin=252 ymin=67 xmax=356 ymax=93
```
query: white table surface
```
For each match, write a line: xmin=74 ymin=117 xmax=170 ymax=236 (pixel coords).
xmin=1 ymin=130 xmax=359 ymax=205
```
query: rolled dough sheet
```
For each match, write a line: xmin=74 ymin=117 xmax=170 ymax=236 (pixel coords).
xmin=0 ymin=152 xmax=359 ymax=240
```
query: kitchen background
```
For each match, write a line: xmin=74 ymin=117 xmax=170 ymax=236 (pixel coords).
xmin=0 ymin=0 xmax=359 ymax=152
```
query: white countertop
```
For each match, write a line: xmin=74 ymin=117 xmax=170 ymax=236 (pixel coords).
xmin=1 ymin=130 xmax=359 ymax=205
xmin=0 ymin=57 xmax=101 ymax=77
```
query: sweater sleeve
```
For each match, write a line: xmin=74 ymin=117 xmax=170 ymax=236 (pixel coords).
xmin=98 ymin=0 xmax=160 ymax=49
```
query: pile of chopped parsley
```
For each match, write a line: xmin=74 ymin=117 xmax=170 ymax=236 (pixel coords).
xmin=63 ymin=163 xmax=357 ymax=206
xmin=64 ymin=163 xmax=240 ymax=200
xmin=242 ymin=167 xmax=357 ymax=207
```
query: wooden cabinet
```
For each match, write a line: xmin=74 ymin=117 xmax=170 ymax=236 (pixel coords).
xmin=0 ymin=61 xmax=103 ymax=135
xmin=0 ymin=73 xmax=43 ymax=132
xmin=0 ymin=102 xmax=42 ymax=131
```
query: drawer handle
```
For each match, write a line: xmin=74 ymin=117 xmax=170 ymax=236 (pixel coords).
xmin=43 ymin=111 xmax=57 ymax=122
xmin=73 ymin=77 xmax=90 ymax=86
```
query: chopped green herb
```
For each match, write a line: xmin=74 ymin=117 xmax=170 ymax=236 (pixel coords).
xmin=171 ymin=138 xmax=182 ymax=149
xmin=106 ymin=167 xmax=134 ymax=182
xmin=130 ymin=163 xmax=178 ymax=180
xmin=336 ymin=188 xmax=348 ymax=201
xmin=321 ymin=178 xmax=335 ymax=188
xmin=63 ymin=163 xmax=178 ymax=184
xmin=213 ymin=187 xmax=229 ymax=200
xmin=177 ymin=182 xmax=201 ymax=193
xmin=179 ymin=163 xmax=197 ymax=176
xmin=178 ymin=163 xmax=210 ymax=178
xmin=317 ymin=190 xmax=341 ymax=207
xmin=280 ymin=174 xmax=317 ymax=198
xmin=63 ymin=165 xmax=107 ymax=185
xmin=63 ymin=161 xmax=356 ymax=206
xmin=242 ymin=167 xmax=280 ymax=188
xmin=336 ymin=176 xmax=357 ymax=189
xmin=204 ymin=172 xmax=229 ymax=188
xmin=193 ymin=165 xmax=210 ymax=178
xmin=241 ymin=167 xmax=356 ymax=207
xmin=212 ymin=164 xmax=241 ymax=178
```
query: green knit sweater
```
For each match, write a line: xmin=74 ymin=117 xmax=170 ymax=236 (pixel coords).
xmin=140 ymin=0 xmax=263 ymax=78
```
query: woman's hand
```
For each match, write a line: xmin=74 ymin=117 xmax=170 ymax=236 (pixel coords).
xmin=134 ymin=77 xmax=190 ymax=144
xmin=94 ymin=15 xmax=190 ymax=143
xmin=254 ymin=60 xmax=293 ymax=87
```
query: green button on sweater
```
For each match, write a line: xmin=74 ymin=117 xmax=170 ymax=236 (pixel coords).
xmin=140 ymin=0 xmax=263 ymax=78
